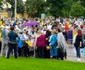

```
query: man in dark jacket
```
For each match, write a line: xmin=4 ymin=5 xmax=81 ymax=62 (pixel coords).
xmin=7 ymin=26 xmax=18 ymax=59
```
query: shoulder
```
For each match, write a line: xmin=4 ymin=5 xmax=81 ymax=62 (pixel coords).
xmin=40 ymin=34 xmax=46 ymax=37
xmin=55 ymin=34 xmax=58 ymax=37
xmin=8 ymin=31 xmax=11 ymax=34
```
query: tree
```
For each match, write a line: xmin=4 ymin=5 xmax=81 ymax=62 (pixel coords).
xmin=6 ymin=0 xmax=25 ymax=17
xmin=80 ymin=0 xmax=85 ymax=7
xmin=62 ymin=0 xmax=73 ymax=17
xmin=0 ymin=0 xmax=4 ymax=9
xmin=17 ymin=0 xmax=25 ymax=14
xmin=6 ymin=0 xmax=15 ymax=17
xmin=46 ymin=0 xmax=64 ymax=17
xmin=70 ymin=2 xmax=85 ymax=17
xmin=26 ymin=0 xmax=46 ymax=17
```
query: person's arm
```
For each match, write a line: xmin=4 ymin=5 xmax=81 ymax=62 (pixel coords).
xmin=79 ymin=36 xmax=82 ymax=47
xmin=16 ymin=33 xmax=18 ymax=37
xmin=50 ymin=36 xmax=56 ymax=46
xmin=80 ymin=41 xmax=82 ymax=47
xmin=8 ymin=33 xmax=10 ymax=38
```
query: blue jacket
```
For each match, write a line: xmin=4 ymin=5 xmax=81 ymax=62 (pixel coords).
xmin=49 ymin=34 xmax=58 ymax=56
xmin=49 ymin=34 xmax=58 ymax=47
xmin=18 ymin=38 xmax=23 ymax=48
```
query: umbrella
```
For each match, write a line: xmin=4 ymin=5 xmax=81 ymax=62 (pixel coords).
xmin=24 ymin=21 xmax=38 ymax=26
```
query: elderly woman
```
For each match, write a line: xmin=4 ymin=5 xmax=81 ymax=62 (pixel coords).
xmin=7 ymin=26 xmax=18 ymax=59
xmin=36 ymin=29 xmax=47 ymax=58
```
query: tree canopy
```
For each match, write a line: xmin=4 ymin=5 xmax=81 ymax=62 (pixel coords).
xmin=0 ymin=0 xmax=85 ymax=17
xmin=70 ymin=2 xmax=85 ymax=17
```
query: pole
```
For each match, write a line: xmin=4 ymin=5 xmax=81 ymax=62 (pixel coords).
xmin=15 ymin=0 xmax=17 ymax=21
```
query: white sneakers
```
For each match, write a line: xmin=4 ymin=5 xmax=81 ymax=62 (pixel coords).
xmin=76 ymin=58 xmax=81 ymax=62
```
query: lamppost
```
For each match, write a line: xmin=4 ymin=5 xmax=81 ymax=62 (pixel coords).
xmin=15 ymin=0 xmax=17 ymax=21
xmin=15 ymin=0 xmax=27 ymax=20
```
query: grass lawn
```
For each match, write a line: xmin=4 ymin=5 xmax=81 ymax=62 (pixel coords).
xmin=0 ymin=57 xmax=85 ymax=70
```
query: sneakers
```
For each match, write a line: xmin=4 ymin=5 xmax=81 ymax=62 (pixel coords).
xmin=76 ymin=58 xmax=81 ymax=62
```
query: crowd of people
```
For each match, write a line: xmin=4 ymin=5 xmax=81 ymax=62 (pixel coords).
xmin=0 ymin=17 xmax=85 ymax=61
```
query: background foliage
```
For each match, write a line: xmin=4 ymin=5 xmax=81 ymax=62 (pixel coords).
xmin=0 ymin=0 xmax=85 ymax=17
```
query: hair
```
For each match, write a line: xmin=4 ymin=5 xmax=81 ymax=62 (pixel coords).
xmin=10 ymin=26 xmax=14 ymax=31
xmin=36 ymin=28 xmax=39 ymax=33
xmin=53 ymin=27 xmax=58 ymax=31
xmin=80 ymin=25 xmax=83 ymax=29
xmin=26 ymin=31 xmax=28 ymax=35
xmin=52 ymin=27 xmax=58 ymax=34
xmin=58 ymin=28 xmax=61 ymax=33
xmin=77 ymin=30 xmax=82 ymax=36
xmin=43 ymin=25 xmax=47 ymax=27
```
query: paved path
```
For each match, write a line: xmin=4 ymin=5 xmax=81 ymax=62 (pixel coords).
xmin=66 ymin=44 xmax=85 ymax=62
xmin=66 ymin=56 xmax=85 ymax=62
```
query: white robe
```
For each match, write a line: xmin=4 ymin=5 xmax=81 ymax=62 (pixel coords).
xmin=57 ymin=32 xmax=67 ymax=49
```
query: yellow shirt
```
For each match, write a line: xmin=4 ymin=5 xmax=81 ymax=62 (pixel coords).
xmin=25 ymin=41 xmax=32 ymax=47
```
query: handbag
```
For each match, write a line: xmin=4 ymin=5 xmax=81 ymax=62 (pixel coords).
xmin=46 ymin=46 xmax=50 ymax=50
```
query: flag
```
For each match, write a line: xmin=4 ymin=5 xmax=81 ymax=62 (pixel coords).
xmin=6 ymin=2 xmax=12 ymax=9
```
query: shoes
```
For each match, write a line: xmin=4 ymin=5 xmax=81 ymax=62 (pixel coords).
xmin=77 ymin=58 xmax=81 ymax=62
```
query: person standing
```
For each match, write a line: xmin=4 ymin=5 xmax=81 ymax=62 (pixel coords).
xmin=42 ymin=25 xmax=51 ymax=58
xmin=57 ymin=28 xmax=67 ymax=59
xmin=49 ymin=28 xmax=58 ymax=58
xmin=22 ymin=30 xmax=29 ymax=57
xmin=1 ymin=26 xmax=9 ymax=56
xmin=7 ymin=26 xmax=18 ymax=59
xmin=17 ymin=32 xmax=24 ymax=57
xmin=36 ymin=29 xmax=47 ymax=58
xmin=74 ymin=30 xmax=82 ymax=61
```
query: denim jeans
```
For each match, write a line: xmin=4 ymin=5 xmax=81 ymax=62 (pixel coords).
xmin=75 ymin=47 xmax=81 ymax=58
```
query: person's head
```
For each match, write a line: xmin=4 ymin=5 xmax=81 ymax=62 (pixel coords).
xmin=10 ymin=26 xmax=14 ymax=31
xmin=52 ymin=27 xmax=58 ymax=34
xmin=55 ymin=21 xmax=59 ymax=26
xmin=36 ymin=29 xmax=41 ymax=34
xmin=43 ymin=25 xmax=47 ymax=30
xmin=80 ymin=25 xmax=83 ymax=29
xmin=23 ymin=30 xmax=26 ymax=34
xmin=77 ymin=30 xmax=82 ymax=36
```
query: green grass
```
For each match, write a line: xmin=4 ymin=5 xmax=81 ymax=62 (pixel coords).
xmin=0 ymin=57 xmax=85 ymax=70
